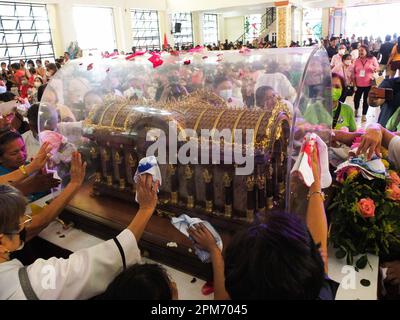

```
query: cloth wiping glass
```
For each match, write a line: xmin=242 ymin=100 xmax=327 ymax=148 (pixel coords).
xmin=133 ymin=156 xmax=162 ymax=202
xmin=171 ymin=214 xmax=222 ymax=263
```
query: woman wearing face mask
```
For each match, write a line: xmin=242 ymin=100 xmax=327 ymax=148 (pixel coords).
xmin=353 ymin=45 xmax=379 ymax=122
xmin=213 ymin=76 xmax=244 ymax=108
xmin=0 ymin=161 xmax=159 ymax=300
xmin=28 ymin=76 xmax=43 ymax=104
xmin=330 ymin=44 xmax=347 ymax=69
xmin=331 ymin=73 xmax=356 ymax=132
xmin=332 ymin=54 xmax=355 ymax=103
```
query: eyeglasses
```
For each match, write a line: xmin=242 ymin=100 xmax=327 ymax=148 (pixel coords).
xmin=3 ymin=214 xmax=32 ymax=235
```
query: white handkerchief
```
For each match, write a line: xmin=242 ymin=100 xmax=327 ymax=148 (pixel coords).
xmin=133 ymin=156 xmax=162 ymax=202
xmin=291 ymin=133 xmax=332 ymax=189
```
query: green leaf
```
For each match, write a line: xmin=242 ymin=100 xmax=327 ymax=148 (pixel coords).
xmin=346 ymin=252 xmax=354 ymax=266
xmin=355 ymin=255 xmax=368 ymax=269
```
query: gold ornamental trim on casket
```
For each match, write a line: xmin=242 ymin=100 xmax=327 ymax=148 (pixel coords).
xmin=256 ymin=98 xmax=291 ymax=150
xmin=212 ymin=109 xmax=228 ymax=131
xmin=231 ymin=109 xmax=246 ymax=143
xmin=83 ymin=90 xmax=293 ymax=227
xmin=193 ymin=108 xmax=211 ymax=132
xmin=83 ymin=92 xmax=291 ymax=151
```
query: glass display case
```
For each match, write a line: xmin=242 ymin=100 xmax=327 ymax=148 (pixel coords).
xmin=38 ymin=47 xmax=332 ymax=275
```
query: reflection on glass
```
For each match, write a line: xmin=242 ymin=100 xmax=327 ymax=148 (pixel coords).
xmin=38 ymin=47 xmax=332 ymax=223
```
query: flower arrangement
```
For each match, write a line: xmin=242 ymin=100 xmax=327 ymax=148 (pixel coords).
xmin=329 ymin=153 xmax=400 ymax=269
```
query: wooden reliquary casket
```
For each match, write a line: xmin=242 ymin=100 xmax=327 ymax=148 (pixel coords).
xmin=82 ymin=91 xmax=292 ymax=230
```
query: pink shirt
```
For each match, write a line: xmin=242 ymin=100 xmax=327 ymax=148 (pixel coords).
xmin=353 ymin=56 xmax=379 ymax=87
xmin=332 ymin=64 xmax=354 ymax=86
xmin=330 ymin=54 xmax=343 ymax=69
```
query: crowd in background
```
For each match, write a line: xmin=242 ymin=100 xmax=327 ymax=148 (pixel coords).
xmin=1 ymin=28 xmax=400 ymax=300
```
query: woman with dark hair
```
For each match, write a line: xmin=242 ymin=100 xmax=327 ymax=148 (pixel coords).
xmin=387 ymin=36 xmax=400 ymax=78
xmin=0 ymin=130 xmax=60 ymax=201
xmin=332 ymin=54 xmax=354 ymax=103
xmin=331 ymin=73 xmax=356 ymax=132
xmin=100 ymin=263 xmax=178 ymax=300
xmin=189 ymin=147 xmax=334 ymax=300
xmin=45 ymin=63 xmax=58 ymax=83
xmin=0 ymin=140 xmax=50 ymax=185
xmin=353 ymin=45 xmax=379 ymax=122
xmin=0 ymin=158 xmax=159 ymax=300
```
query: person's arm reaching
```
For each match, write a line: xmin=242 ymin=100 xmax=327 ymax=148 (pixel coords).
xmin=127 ymin=174 xmax=159 ymax=240
xmin=25 ymin=173 xmax=159 ymax=300
xmin=25 ymin=151 xmax=86 ymax=240
xmin=0 ymin=142 xmax=52 ymax=184
xmin=355 ymin=123 xmax=397 ymax=160
xmin=306 ymin=145 xmax=328 ymax=273
xmin=188 ymin=224 xmax=230 ymax=300
xmin=332 ymin=129 xmax=362 ymax=147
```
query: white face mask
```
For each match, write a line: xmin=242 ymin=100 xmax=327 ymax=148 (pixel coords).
xmin=34 ymin=81 xmax=42 ymax=88
xmin=0 ymin=86 xmax=6 ymax=94
xmin=219 ymin=89 xmax=233 ymax=101
xmin=344 ymin=60 xmax=352 ymax=66
xmin=339 ymin=49 xmax=346 ymax=55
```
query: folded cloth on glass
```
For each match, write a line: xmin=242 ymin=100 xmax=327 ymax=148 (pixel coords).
xmin=133 ymin=156 xmax=162 ymax=202
xmin=291 ymin=133 xmax=332 ymax=189
xmin=171 ymin=214 xmax=223 ymax=263
xmin=335 ymin=155 xmax=386 ymax=180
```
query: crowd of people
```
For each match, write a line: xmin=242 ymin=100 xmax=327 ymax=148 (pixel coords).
xmin=0 ymin=31 xmax=400 ymax=300
xmin=322 ymin=34 xmax=400 ymax=123
xmin=0 ymin=117 xmax=399 ymax=300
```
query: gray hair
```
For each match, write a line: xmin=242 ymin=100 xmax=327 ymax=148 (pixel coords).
xmin=0 ymin=184 xmax=26 ymax=234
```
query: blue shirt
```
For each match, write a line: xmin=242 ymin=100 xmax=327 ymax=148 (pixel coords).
xmin=0 ymin=164 xmax=48 ymax=202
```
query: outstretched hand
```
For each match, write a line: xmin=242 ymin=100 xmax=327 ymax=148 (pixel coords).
xmin=136 ymin=174 xmax=159 ymax=212
xmin=31 ymin=142 xmax=52 ymax=171
xmin=356 ymin=124 xmax=383 ymax=160
xmin=188 ymin=223 xmax=219 ymax=253
xmin=69 ymin=152 xmax=87 ymax=187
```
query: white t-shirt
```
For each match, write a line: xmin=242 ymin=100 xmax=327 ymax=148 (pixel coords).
xmin=0 ymin=229 xmax=140 ymax=300
xmin=389 ymin=136 xmax=400 ymax=169
xmin=22 ymin=130 xmax=40 ymax=161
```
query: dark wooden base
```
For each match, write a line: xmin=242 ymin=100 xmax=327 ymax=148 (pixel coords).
xmin=59 ymin=181 xmax=237 ymax=280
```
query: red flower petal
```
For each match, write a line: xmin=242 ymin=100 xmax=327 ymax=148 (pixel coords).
xmin=201 ymin=281 xmax=214 ymax=295
xmin=125 ymin=51 xmax=147 ymax=60
xmin=148 ymin=54 xmax=163 ymax=68
xmin=183 ymin=60 xmax=191 ymax=65
xmin=87 ymin=63 xmax=94 ymax=71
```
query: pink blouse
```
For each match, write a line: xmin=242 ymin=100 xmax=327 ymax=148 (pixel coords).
xmin=332 ymin=64 xmax=354 ymax=86
xmin=353 ymin=56 xmax=379 ymax=87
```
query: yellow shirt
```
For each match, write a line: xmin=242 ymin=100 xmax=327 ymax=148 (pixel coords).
xmin=390 ymin=45 xmax=400 ymax=62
